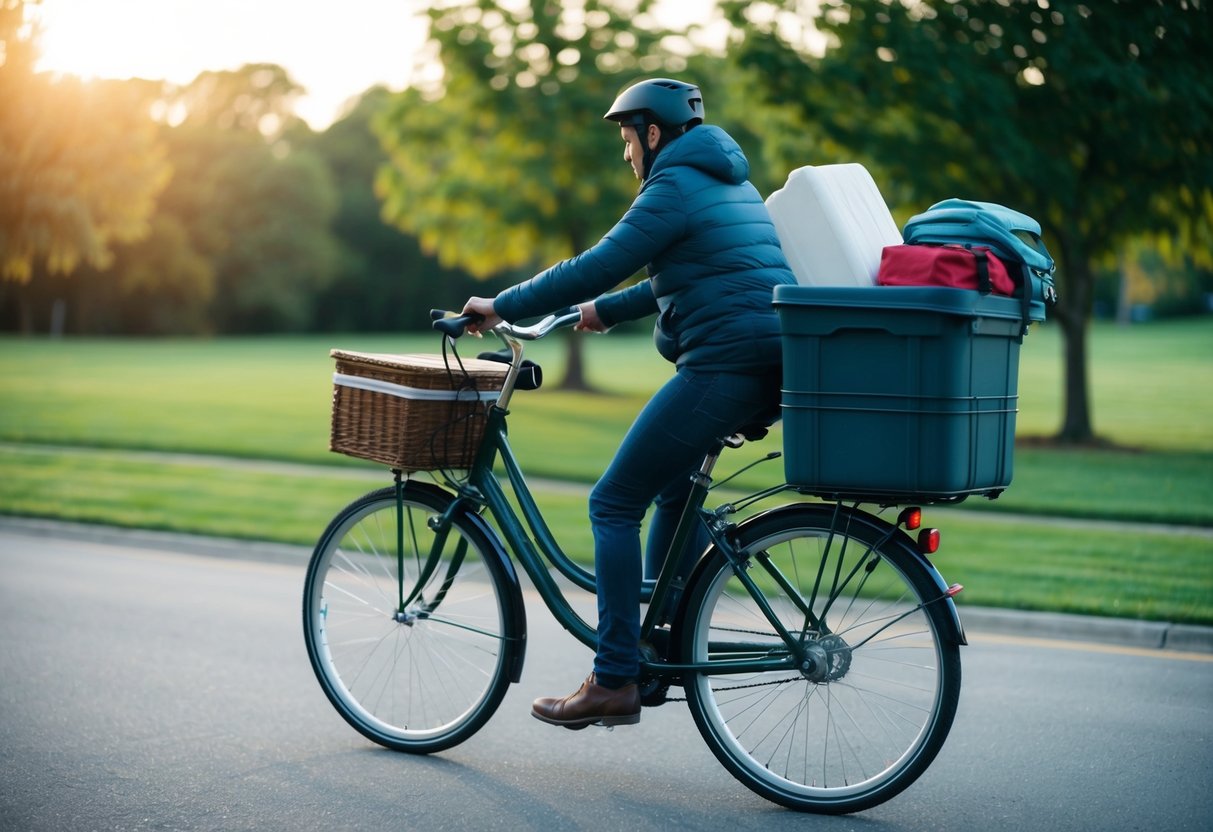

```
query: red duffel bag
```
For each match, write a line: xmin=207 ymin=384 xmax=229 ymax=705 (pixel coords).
xmin=877 ymin=243 xmax=1018 ymax=295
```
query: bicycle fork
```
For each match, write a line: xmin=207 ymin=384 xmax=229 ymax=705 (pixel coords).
xmin=392 ymin=471 xmax=471 ymax=619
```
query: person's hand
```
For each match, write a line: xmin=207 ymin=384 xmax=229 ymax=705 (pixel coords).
xmin=574 ymin=300 xmax=609 ymax=333
xmin=461 ymin=296 xmax=502 ymax=335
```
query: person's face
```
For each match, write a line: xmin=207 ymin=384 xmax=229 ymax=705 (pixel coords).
xmin=621 ymin=124 xmax=659 ymax=180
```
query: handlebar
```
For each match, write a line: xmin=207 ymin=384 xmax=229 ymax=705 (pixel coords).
xmin=430 ymin=306 xmax=582 ymax=411
xmin=430 ymin=307 xmax=582 ymax=341
xmin=430 ymin=310 xmax=483 ymax=338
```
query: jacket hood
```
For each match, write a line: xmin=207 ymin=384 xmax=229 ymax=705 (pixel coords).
xmin=645 ymin=124 xmax=749 ymax=186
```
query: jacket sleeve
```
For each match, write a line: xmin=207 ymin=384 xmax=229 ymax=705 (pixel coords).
xmin=493 ymin=176 xmax=686 ymax=323
xmin=594 ymin=280 xmax=658 ymax=326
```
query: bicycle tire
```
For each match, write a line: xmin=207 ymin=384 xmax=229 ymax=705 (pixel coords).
xmin=679 ymin=503 xmax=961 ymax=814
xmin=303 ymin=483 xmax=520 ymax=753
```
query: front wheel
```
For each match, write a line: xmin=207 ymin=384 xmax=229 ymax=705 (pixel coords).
xmin=302 ymin=483 xmax=520 ymax=753
xmin=679 ymin=504 xmax=961 ymax=814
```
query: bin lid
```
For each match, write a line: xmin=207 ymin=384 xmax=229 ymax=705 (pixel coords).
xmin=772 ymin=284 xmax=1045 ymax=323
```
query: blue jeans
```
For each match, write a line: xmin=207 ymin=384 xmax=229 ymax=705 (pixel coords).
xmin=588 ymin=367 xmax=780 ymax=686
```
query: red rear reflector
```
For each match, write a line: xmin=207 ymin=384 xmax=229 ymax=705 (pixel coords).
xmin=918 ymin=528 xmax=940 ymax=554
xmin=946 ymin=583 xmax=964 ymax=597
xmin=898 ymin=506 xmax=922 ymax=530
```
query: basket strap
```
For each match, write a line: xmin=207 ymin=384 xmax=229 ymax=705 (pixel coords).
xmin=333 ymin=373 xmax=499 ymax=402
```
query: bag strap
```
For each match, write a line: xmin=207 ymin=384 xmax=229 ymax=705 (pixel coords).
xmin=971 ymin=247 xmax=992 ymax=295
xmin=1018 ymin=263 xmax=1033 ymax=336
xmin=977 ymin=244 xmax=1031 ymax=334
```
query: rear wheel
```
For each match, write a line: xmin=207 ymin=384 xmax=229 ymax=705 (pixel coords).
xmin=680 ymin=504 xmax=961 ymax=814
xmin=303 ymin=484 xmax=519 ymax=753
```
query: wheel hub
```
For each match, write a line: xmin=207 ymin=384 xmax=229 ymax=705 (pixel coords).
xmin=799 ymin=634 xmax=853 ymax=682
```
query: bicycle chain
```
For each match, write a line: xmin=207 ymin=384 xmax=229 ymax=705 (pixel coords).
xmin=662 ymin=676 xmax=802 ymax=703
xmin=657 ymin=625 xmax=820 ymax=702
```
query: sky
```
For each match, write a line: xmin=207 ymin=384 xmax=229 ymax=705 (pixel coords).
xmin=30 ymin=0 xmax=726 ymax=130
xmin=31 ymin=0 xmax=431 ymax=129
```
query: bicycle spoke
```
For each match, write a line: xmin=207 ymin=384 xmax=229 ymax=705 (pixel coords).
xmin=683 ymin=505 xmax=960 ymax=813
xmin=303 ymin=487 xmax=516 ymax=752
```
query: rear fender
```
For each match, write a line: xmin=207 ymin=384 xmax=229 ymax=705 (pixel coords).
xmin=671 ymin=502 xmax=966 ymax=655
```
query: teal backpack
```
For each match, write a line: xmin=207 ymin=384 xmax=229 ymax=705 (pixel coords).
xmin=903 ymin=199 xmax=1058 ymax=329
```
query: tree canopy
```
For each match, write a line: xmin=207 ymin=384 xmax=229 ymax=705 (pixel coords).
xmin=1 ymin=1 xmax=169 ymax=286
xmin=374 ymin=0 xmax=701 ymax=385
xmin=294 ymin=88 xmax=505 ymax=333
xmin=376 ymin=0 xmax=691 ymax=276
xmin=722 ymin=0 xmax=1213 ymax=442
xmin=0 ymin=15 xmax=347 ymax=335
xmin=4 ymin=0 xmax=1208 ymax=397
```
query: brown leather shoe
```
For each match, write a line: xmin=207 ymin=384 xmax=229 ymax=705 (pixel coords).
xmin=532 ymin=673 xmax=641 ymax=730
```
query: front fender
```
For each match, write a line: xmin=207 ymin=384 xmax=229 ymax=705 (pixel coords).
xmin=459 ymin=507 xmax=530 ymax=682
xmin=410 ymin=481 xmax=529 ymax=682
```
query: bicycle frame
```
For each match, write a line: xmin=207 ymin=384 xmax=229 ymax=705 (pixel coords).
xmin=409 ymin=311 xmax=964 ymax=684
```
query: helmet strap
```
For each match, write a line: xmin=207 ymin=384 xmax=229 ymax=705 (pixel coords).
xmin=642 ymin=138 xmax=656 ymax=180
xmin=625 ymin=117 xmax=656 ymax=181
xmin=641 ymin=121 xmax=666 ymax=180
xmin=625 ymin=117 xmax=683 ymax=180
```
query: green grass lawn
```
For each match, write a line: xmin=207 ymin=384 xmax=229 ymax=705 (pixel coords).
xmin=2 ymin=444 xmax=1209 ymax=625
xmin=2 ymin=320 xmax=1210 ymax=521
xmin=1 ymin=319 xmax=1210 ymax=623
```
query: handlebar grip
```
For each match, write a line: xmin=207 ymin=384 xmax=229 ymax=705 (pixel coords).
xmin=431 ymin=310 xmax=484 ymax=338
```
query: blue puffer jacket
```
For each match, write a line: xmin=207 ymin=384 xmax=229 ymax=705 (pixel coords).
xmin=493 ymin=124 xmax=796 ymax=371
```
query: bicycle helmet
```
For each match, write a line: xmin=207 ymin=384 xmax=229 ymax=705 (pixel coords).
xmin=604 ymin=78 xmax=705 ymax=129
xmin=604 ymin=78 xmax=704 ymax=179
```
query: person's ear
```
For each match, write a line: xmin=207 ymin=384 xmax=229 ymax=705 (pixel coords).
xmin=647 ymin=124 xmax=661 ymax=150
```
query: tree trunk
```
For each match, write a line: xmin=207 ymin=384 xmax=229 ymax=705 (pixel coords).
xmin=556 ymin=227 xmax=596 ymax=392
xmin=1115 ymin=248 xmax=1132 ymax=326
xmin=559 ymin=327 xmax=592 ymax=391
xmin=50 ymin=298 xmax=67 ymax=338
xmin=1058 ymin=312 xmax=1093 ymax=442
xmin=1054 ymin=234 xmax=1096 ymax=443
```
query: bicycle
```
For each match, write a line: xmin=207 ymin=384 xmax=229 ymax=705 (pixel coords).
xmin=302 ymin=308 xmax=967 ymax=815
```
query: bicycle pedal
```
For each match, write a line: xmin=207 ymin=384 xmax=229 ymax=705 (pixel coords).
xmin=593 ymin=712 xmax=640 ymax=731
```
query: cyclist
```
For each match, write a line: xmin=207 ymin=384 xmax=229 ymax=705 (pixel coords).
xmin=462 ymin=78 xmax=796 ymax=729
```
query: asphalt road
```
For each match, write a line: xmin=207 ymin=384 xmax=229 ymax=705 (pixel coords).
xmin=2 ymin=526 xmax=1211 ymax=832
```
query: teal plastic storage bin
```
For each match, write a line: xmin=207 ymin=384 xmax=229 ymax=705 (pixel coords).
xmin=773 ymin=285 xmax=1045 ymax=501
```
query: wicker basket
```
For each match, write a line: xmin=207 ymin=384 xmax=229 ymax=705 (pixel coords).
xmin=329 ymin=350 xmax=509 ymax=471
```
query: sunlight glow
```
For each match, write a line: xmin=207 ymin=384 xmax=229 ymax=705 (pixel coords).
xmin=29 ymin=0 xmax=733 ymax=129
xmin=30 ymin=0 xmax=429 ymax=129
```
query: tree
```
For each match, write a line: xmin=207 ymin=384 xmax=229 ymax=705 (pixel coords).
xmin=153 ymin=65 xmax=341 ymax=333
xmin=52 ymin=213 xmax=215 ymax=335
xmin=293 ymin=87 xmax=504 ymax=333
xmin=375 ymin=0 xmax=695 ymax=388
xmin=0 ymin=0 xmax=170 ymax=331
xmin=174 ymin=63 xmax=307 ymax=139
xmin=722 ymin=0 xmax=1213 ymax=443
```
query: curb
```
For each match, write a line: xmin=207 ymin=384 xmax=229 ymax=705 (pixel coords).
xmin=956 ymin=606 xmax=1211 ymax=653
xmin=3 ymin=515 xmax=1212 ymax=655
xmin=0 ymin=515 xmax=311 ymax=566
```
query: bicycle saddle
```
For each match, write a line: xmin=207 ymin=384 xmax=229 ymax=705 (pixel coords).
xmin=735 ymin=404 xmax=782 ymax=443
